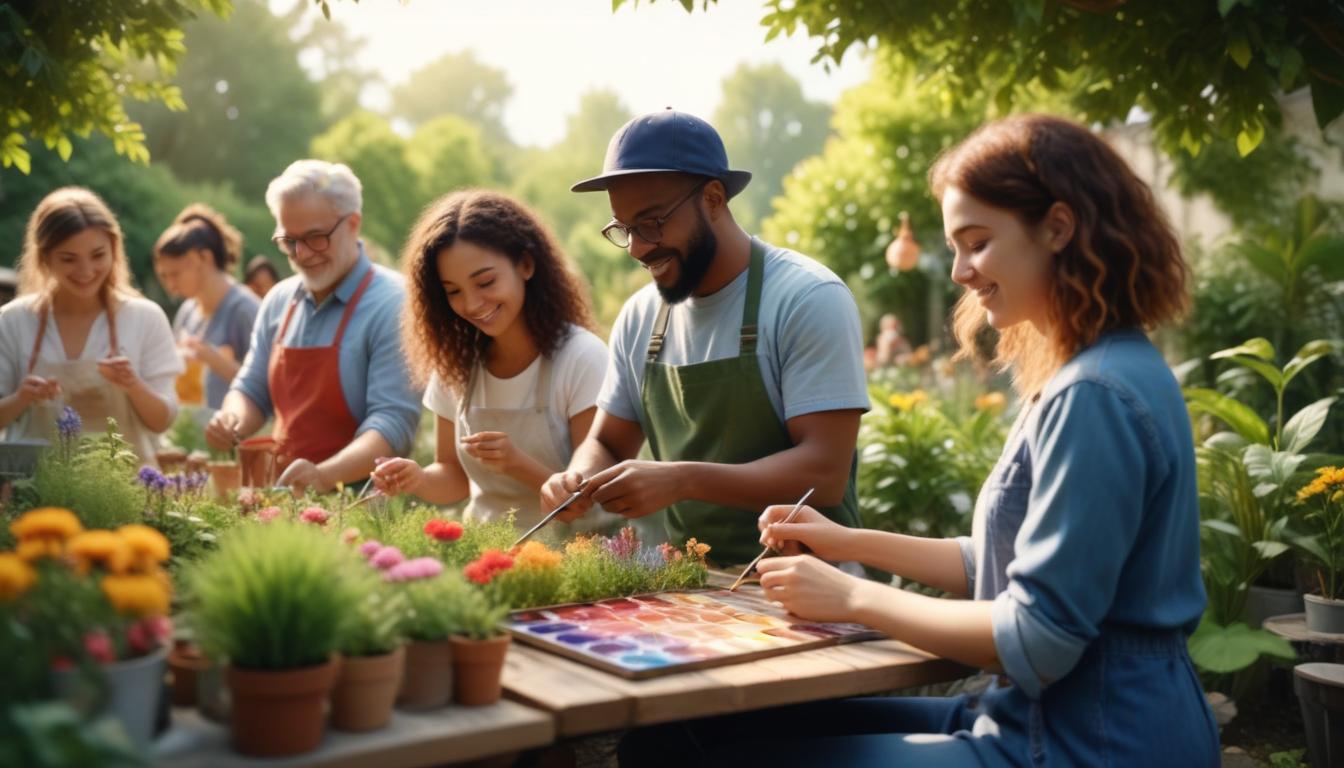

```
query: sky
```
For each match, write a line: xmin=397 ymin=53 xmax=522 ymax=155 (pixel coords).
xmin=283 ymin=0 xmax=872 ymax=147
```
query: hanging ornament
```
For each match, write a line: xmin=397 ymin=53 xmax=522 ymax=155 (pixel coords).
xmin=885 ymin=211 xmax=920 ymax=272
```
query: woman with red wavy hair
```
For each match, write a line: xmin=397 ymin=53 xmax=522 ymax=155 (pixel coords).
xmin=621 ymin=115 xmax=1218 ymax=766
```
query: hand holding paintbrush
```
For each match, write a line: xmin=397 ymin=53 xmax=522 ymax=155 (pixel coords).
xmin=729 ymin=487 xmax=815 ymax=591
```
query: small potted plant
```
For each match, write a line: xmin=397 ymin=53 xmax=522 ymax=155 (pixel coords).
xmin=1295 ymin=466 xmax=1344 ymax=633
xmin=379 ymin=551 xmax=462 ymax=710
xmin=330 ymin=567 xmax=406 ymax=731
xmin=205 ymin=446 xmax=240 ymax=500
xmin=446 ymin=554 xmax=511 ymax=706
xmin=5 ymin=509 xmax=174 ymax=753
xmin=186 ymin=521 xmax=361 ymax=757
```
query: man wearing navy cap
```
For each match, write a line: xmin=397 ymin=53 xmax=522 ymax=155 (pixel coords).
xmin=542 ymin=108 xmax=868 ymax=564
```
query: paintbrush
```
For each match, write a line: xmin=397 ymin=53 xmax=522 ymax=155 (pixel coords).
xmin=728 ymin=487 xmax=815 ymax=592
xmin=511 ymin=479 xmax=588 ymax=550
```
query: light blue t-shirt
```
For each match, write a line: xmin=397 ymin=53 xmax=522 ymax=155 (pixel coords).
xmin=231 ymin=248 xmax=422 ymax=456
xmin=173 ymin=283 xmax=259 ymax=410
xmin=598 ymin=237 xmax=869 ymax=431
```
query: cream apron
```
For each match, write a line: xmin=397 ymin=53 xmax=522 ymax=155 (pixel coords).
xmin=455 ymin=355 xmax=618 ymax=532
xmin=21 ymin=303 xmax=158 ymax=466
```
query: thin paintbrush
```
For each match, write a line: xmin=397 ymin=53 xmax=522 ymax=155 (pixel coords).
xmin=728 ymin=487 xmax=815 ymax=592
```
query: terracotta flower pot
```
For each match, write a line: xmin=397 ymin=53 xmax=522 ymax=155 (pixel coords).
xmin=207 ymin=461 xmax=241 ymax=500
xmin=331 ymin=645 xmax=405 ymax=732
xmin=155 ymin=448 xmax=187 ymax=474
xmin=226 ymin=658 xmax=338 ymax=757
xmin=396 ymin=639 xmax=453 ymax=710
xmin=450 ymin=634 xmax=510 ymax=706
xmin=237 ymin=437 xmax=278 ymax=488
xmin=167 ymin=641 xmax=212 ymax=707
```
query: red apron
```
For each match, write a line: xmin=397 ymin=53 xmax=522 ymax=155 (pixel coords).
xmin=267 ymin=270 xmax=374 ymax=468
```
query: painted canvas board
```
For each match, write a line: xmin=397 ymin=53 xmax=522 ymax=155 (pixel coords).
xmin=504 ymin=589 xmax=883 ymax=679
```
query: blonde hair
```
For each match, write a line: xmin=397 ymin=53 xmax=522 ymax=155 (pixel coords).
xmin=18 ymin=187 xmax=140 ymax=309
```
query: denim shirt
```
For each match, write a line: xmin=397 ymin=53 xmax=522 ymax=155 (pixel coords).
xmin=956 ymin=330 xmax=1206 ymax=700
xmin=231 ymin=248 xmax=422 ymax=455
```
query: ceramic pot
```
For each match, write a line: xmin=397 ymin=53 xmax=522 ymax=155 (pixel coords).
xmin=450 ymin=634 xmax=510 ymax=706
xmin=331 ymin=646 xmax=404 ymax=731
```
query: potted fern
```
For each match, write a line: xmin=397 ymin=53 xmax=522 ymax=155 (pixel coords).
xmin=331 ymin=568 xmax=406 ymax=731
xmin=185 ymin=521 xmax=360 ymax=757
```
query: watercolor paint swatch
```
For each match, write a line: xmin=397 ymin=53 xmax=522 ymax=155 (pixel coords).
xmin=504 ymin=589 xmax=883 ymax=679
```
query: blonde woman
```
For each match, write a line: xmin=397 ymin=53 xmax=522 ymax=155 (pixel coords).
xmin=0 ymin=187 xmax=183 ymax=464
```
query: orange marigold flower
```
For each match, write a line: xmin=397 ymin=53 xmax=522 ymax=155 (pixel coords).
xmin=1298 ymin=466 xmax=1344 ymax=503
xmin=117 ymin=525 xmax=171 ymax=570
xmin=101 ymin=572 xmax=171 ymax=617
xmin=514 ymin=541 xmax=562 ymax=569
xmin=68 ymin=530 xmax=133 ymax=574
xmin=16 ymin=537 xmax=63 ymax=563
xmin=0 ymin=553 xmax=36 ymax=601
xmin=684 ymin=538 xmax=711 ymax=562
xmin=10 ymin=508 xmax=82 ymax=542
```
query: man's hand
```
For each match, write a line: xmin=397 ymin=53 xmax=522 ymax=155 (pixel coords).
xmin=278 ymin=458 xmax=334 ymax=495
xmin=205 ymin=410 xmax=242 ymax=452
xmin=586 ymin=460 xmax=683 ymax=519
xmin=541 ymin=470 xmax=591 ymax=522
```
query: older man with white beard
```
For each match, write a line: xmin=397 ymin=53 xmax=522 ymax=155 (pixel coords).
xmin=206 ymin=160 xmax=420 ymax=493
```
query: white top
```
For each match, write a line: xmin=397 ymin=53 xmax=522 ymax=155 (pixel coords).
xmin=423 ymin=325 xmax=608 ymax=439
xmin=0 ymin=294 xmax=184 ymax=433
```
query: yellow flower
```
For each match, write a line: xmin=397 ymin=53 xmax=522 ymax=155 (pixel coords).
xmin=684 ymin=537 xmax=711 ymax=562
xmin=975 ymin=391 xmax=1007 ymax=415
xmin=887 ymin=390 xmax=928 ymax=413
xmin=67 ymin=530 xmax=133 ymax=574
xmin=15 ymin=537 xmax=63 ymax=563
xmin=101 ymin=572 xmax=171 ymax=617
xmin=565 ymin=536 xmax=597 ymax=557
xmin=515 ymin=541 xmax=562 ymax=570
xmin=0 ymin=553 xmax=36 ymax=601
xmin=1298 ymin=466 xmax=1344 ymax=503
xmin=10 ymin=508 xmax=82 ymax=542
xmin=117 ymin=525 xmax=171 ymax=571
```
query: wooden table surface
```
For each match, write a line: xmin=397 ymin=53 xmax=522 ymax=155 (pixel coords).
xmin=501 ymin=578 xmax=971 ymax=737
xmin=153 ymin=700 xmax=555 ymax=768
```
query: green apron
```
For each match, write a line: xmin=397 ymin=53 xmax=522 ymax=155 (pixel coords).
xmin=639 ymin=239 xmax=861 ymax=565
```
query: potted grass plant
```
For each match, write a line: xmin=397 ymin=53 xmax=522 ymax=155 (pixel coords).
xmin=446 ymin=587 xmax=510 ymax=706
xmin=185 ymin=521 xmax=361 ymax=757
xmin=331 ymin=568 xmax=406 ymax=732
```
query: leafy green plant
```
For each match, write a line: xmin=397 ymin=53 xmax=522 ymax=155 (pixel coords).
xmin=398 ymin=573 xmax=473 ymax=642
xmin=442 ymin=584 xmax=508 ymax=641
xmin=185 ymin=521 xmax=361 ymax=670
xmin=10 ymin=420 xmax=146 ymax=533
xmin=339 ymin=569 xmax=406 ymax=658
xmin=1293 ymin=466 xmax=1344 ymax=599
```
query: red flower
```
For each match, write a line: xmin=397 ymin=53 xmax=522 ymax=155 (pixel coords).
xmin=462 ymin=549 xmax=514 ymax=585
xmin=424 ymin=519 xmax=464 ymax=542
xmin=300 ymin=507 xmax=330 ymax=526
xmin=84 ymin=630 xmax=116 ymax=664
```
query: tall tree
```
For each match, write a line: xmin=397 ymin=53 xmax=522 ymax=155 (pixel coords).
xmin=713 ymin=62 xmax=831 ymax=232
xmin=619 ymin=0 xmax=1344 ymax=157
xmin=130 ymin=0 xmax=324 ymax=202
xmin=389 ymin=51 xmax=513 ymax=144
xmin=0 ymin=0 xmax=231 ymax=173
xmin=408 ymin=115 xmax=496 ymax=198
xmin=309 ymin=111 xmax=421 ymax=254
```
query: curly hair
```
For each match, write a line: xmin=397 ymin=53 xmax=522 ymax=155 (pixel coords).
xmin=17 ymin=187 xmax=141 ymax=308
xmin=400 ymin=189 xmax=596 ymax=393
xmin=154 ymin=203 xmax=244 ymax=271
xmin=929 ymin=114 xmax=1189 ymax=395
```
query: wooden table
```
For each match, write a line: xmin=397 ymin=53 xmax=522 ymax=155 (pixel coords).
xmin=501 ymin=580 xmax=971 ymax=737
xmin=153 ymin=700 xmax=555 ymax=767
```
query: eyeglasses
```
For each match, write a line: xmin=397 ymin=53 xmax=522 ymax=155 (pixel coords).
xmin=601 ymin=181 xmax=707 ymax=249
xmin=271 ymin=214 xmax=349 ymax=256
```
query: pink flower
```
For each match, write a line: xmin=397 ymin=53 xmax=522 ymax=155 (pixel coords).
xmin=237 ymin=488 xmax=261 ymax=509
xmin=300 ymin=507 xmax=330 ymax=526
xmin=358 ymin=540 xmax=382 ymax=559
xmin=384 ymin=557 xmax=444 ymax=583
xmin=370 ymin=546 xmax=405 ymax=570
xmin=257 ymin=506 xmax=282 ymax=522
xmin=84 ymin=630 xmax=116 ymax=664
xmin=126 ymin=616 xmax=172 ymax=655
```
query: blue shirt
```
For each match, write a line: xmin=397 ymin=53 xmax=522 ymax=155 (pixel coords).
xmin=231 ymin=249 xmax=422 ymax=456
xmin=598 ymin=237 xmax=869 ymax=430
xmin=958 ymin=330 xmax=1206 ymax=699
xmin=174 ymin=283 xmax=259 ymax=409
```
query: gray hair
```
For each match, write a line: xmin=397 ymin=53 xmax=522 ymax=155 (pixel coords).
xmin=265 ymin=159 xmax=363 ymax=219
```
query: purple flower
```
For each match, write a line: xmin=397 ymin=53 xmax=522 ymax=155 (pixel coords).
xmin=603 ymin=527 xmax=640 ymax=560
xmin=137 ymin=466 xmax=166 ymax=489
xmin=384 ymin=557 xmax=444 ymax=583
xmin=56 ymin=406 xmax=81 ymax=441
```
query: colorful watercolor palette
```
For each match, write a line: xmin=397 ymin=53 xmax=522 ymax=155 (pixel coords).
xmin=504 ymin=589 xmax=883 ymax=679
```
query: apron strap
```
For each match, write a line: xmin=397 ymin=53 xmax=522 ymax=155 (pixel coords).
xmin=646 ymin=302 xmax=671 ymax=364
xmin=460 ymin=358 xmax=482 ymax=426
xmin=534 ymin=354 xmax=553 ymax=410
xmin=333 ymin=268 xmax=375 ymax=347
xmin=28 ymin=296 xmax=120 ymax=374
xmin=739 ymin=240 xmax=765 ymax=356
xmin=273 ymin=295 xmax=303 ymax=352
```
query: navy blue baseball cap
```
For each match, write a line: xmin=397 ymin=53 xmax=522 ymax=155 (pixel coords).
xmin=571 ymin=108 xmax=752 ymax=199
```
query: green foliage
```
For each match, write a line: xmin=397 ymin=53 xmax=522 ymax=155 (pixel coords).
xmin=1169 ymin=122 xmax=1318 ymax=233
xmin=185 ymin=521 xmax=362 ymax=669
xmin=440 ymin=582 xmax=508 ymax=641
xmin=130 ymin=0 xmax=324 ymax=201
xmin=10 ymin=421 xmax=145 ymax=533
xmin=551 ymin=536 xmax=708 ymax=607
xmin=713 ymin=62 xmax=831 ymax=233
xmin=340 ymin=567 xmax=405 ymax=657
xmin=0 ymin=0 xmax=231 ymax=173
xmin=1294 ymin=465 xmax=1344 ymax=599
xmin=409 ymin=115 xmax=495 ymax=196
xmin=0 ymin=700 xmax=146 ymax=768
xmin=1187 ymin=615 xmax=1295 ymax=674
xmin=619 ymin=0 xmax=1344 ymax=156
xmin=165 ymin=408 xmax=208 ymax=455
xmin=309 ymin=111 xmax=421 ymax=252
xmin=857 ymin=384 xmax=1007 ymax=541
xmin=10 ymin=561 xmax=120 ymax=671
xmin=398 ymin=572 xmax=473 ymax=642
xmin=389 ymin=51 xmax=513 ymax=143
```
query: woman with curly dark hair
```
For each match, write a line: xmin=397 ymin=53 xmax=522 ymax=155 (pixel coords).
xmin=621 ymin=115 xmax=1217 ymax=766
xmin=371 ymin=189 xmax=608 ymax=526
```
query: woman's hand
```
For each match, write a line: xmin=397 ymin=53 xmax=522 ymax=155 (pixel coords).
xmin=16 ymin=375 xmax=60 ymax=406
xmin=758 ymin=504 xmax=857 ymax=561
xmin=96 ymin=356 xmax=140 ymax=391
xmin=370 ymin=457 xmax=425 ymax=496
xmin=459 ymin=431 xmax=521 ymax=475
xmin=756 ymin=555 xmax=862 ymax=623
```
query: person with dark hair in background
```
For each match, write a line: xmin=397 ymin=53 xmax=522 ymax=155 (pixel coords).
xmin=155 ymin=204 xmax=260 ymax=410
xmin=243 ymin=254 xmax=280 ymax=300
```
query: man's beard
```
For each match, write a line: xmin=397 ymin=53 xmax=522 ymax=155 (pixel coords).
xmin=654 ymin=214 xmax=717 ymax=304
